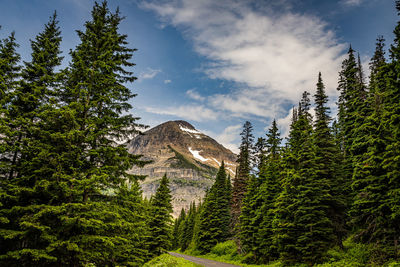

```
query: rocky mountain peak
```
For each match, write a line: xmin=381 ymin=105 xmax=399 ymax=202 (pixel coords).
xmin=127 ymin=120 xmax=237 ymax=217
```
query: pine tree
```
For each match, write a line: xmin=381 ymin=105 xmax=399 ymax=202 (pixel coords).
xmin=240 ymin=120 xmax=282 ymax=262
xmin=172 ymin=208 xmax=186 ymax=250
xmin=256 ymin=119 xmax=282 ymax=263
xmin=180 ymin=202 xmax=196 ymax=251
xmin=348 ymin=8 xmax=400 ymax=261
xmin=240 ymin=173 xmax=260 ymax=257
xmin=61 ymin=1 xmax=147 ymax=199
xmin=254 ymin=137 xmax=267 ymax=172
xmin=148 ymin=174 xmax=173 ymax=256
xmin=369 ymin=36 xmax=386 ymax=90
xmin=348 ymin=34 xmax=389 ymax=250
xmin=379 ymin=0 xmax=400 ymax=257
xmin=190 ymin=200 xmax=203 ymax=251
xmin=231 ymin=121 xmax=254 ymax=238
xmin=226 ymin=174 xmax=232 ymax=204
xmin=197 ymin=162 xmax=231 ymax=253
xmin=3 ymin=11 xmax=63 ymax=197
xmin=336 ymin=46 xmax=368 ymax=233
xmin=111 ymin=182 xmax=152 ymax=264
xmin=337 ymin=46 xmax=365 ymax=158
xmin=313 ymin=73 xmax=347 ymax=248
xmin=273 ymin=92 xmax=334 ymax=265
xmin=0 ymin=31 xmax=22 ymax=258
xmin=0 ymin=32 xmax=21 ymax=179
xmin=1 ymin=2 xmax=151 ymax=265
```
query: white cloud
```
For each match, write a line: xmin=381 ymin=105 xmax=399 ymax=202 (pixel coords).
xmin=142 ymin=0 xmax=347 ymax=132
xmin=139 ymin=68 xmax=161 ymax=80
xmin=341 ymin=0 xmax=363 ymax=7
xmin=276 ymin=109 xmax=294 ymax=139
xmin=186 ymin=89 xmax=205 ymax=101
xmin=164 ymin=79 xmax=172 ymax=84
xmin=202 ymin=124 xmax=242 ymax=154
xmin=145 ymin=105 xmax=218 ymax=122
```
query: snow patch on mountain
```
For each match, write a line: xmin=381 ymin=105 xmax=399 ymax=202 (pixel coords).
xmin=227 ymin=167 xmax=235 ymax=175
xmin=179 ymin=124 xmax=203 ymax=139
xmin=188 ymin=147 xmax=208 ymax=162
xmin=212 ymin=158 xmax=221 ymax=166
xmin=179 ymin=125 xmax=202 ymax=134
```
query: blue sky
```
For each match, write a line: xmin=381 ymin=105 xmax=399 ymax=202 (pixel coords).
xmin=0 ymin=0 xmax=397 ymax=153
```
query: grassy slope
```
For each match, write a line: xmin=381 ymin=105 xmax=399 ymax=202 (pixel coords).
xmin=143 ymin=254 xmax=202 ymax=267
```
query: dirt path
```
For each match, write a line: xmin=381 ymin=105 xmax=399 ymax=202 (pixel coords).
xmin=168 ymin=252 xmax=241 ymax=267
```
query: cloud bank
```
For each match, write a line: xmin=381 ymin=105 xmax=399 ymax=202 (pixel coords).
xmin=145 ymin=105 xmax=218 ymax=122
xmin=141 ymin=0 xmax=348 ymax=144
xmin=202 ymin=124 xmax=242 ymax=154
xmin=186 ymin=89 xmax=205 ymax=101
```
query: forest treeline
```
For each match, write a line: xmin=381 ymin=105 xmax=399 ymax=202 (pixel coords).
xmin=0 ymin=2 xmax=174 ymax=266
xmin=173 ymin=2 xmax=400 ymax=266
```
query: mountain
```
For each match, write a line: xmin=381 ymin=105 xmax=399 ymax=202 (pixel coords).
xmin=127 ymin=120 xmax=237 ymax=217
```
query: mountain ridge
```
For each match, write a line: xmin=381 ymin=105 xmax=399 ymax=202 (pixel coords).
xmin=127 ymin=120 xmax=237 ymax=217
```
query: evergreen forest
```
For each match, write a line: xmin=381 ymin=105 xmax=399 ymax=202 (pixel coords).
xmin=1 ymin=1 xmax=400 ymax=266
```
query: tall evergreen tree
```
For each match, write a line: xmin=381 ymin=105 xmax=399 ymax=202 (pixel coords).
xmin=231 ymin=121 xmax=254 ymax=238
xmin=111 ymin=182 xmax=152 ymax=264
xmin=256 ymin=119 xmax=282 ymax=263
xmin=4 ymin=11 xmax=63 ymax=196
xmin=254 ymin=137 xmax=267 ymax=172
xmin=61 ymin=1 xmax=147 ymax=201
xmin=240 ymin=120 xmax=281 ymax=260
xmin=273 ymin=92 xmax=334 ymax=265
xmin=349 ymin=34 xmax=390 ymax=251
xmin=0 ymin=31 xmax=22 ymax=253
xmin=336 ymin=46 xmax=368 ymax=221
xmin=337 ymin=46 xmax=363 ymax=157
xmin=240 ymin=120 xmax=282 ymax=263
xmin=197 ymin=162 xmax=231 ymax=253
xmin=190 ymin=200 xmax=203 ymax=251
xmin=0 ymin=2 xmax=151 ymax=265
xmin=240 ymin=173 xmax=260 ymax=257
xmin=0 ymin=32 xmax=21 ymax=179
xmin=148 ymin=174 xmax=173 ymax=256
xmin=379 ymin=0 xmax=400 ymax=256
xmin=180 ymin=202 xmax=196 ymax=252
xmin=313 ymin=73 xmax=347 ymax=248
xmin=172 ymin=208 xmax=186 ymax=250
xmin=369 ymin=36 xmax=386 ymax=90
xmin=226 ymin=174 xmax=232 ymax=204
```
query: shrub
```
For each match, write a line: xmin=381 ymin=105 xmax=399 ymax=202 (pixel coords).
xmin=210 ymin=240 xmax=238 ymax=257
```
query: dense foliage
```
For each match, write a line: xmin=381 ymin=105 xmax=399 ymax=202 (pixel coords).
xmin=197 ymin=162 xmax=231 ymax=253
xmin=175 ymin=2 xmax=400 ymax=265
xmin=0 ymin=1 xmax=172 ymax=266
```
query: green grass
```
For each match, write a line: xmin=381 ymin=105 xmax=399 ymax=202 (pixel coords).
xmin=315 ymin=237 xmax=400 ymax=267
xmin=143 ymin=254 xmax=202 ymax=267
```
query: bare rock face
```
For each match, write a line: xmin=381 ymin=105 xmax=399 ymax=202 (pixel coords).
xmin=127 ymin=120 xmax=237 ymax=217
